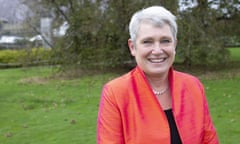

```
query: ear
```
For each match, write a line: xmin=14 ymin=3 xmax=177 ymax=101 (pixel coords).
xmin=128 ymin=39 xmax=136 ymax=56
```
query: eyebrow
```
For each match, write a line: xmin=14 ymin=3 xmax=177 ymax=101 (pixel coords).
xmin=141 ymin=36 xmax=172 ymax=41
xmin=159 ymin=36 xmax=172 ymax=40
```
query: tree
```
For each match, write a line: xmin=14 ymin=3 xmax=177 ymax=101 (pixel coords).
xmin=23 ymin=0 xmax=238 ymax=70
xmin=215 ymin=0 xmax=240 ymax=47
xmin=177 ymin=0 xmax=232 ymax=67
xmin=37 ymin=0 xmax=180 ymax=69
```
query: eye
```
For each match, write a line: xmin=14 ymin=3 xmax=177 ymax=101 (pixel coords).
xmin=143 ymin=40 xmax=153 ymax=44
xmin=160 ymin=39 xmax=171 ymax=44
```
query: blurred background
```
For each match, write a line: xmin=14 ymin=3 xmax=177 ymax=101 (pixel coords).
xmin=0 ymin=0 xmax=239 ymax=69
xmin=0 ymin=0 xmax=239 ymax=144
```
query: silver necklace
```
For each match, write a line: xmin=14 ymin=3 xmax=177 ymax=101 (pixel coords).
xmin=153 ymin=87 xmax=169 ymax=95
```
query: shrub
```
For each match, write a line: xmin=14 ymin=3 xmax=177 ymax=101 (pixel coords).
xmin=0 ymin=49 xmax=24 ymax=64
xmin=0 ymin=48 xmax=52 ymax=66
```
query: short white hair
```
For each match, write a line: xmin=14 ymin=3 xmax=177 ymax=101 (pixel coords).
xmin=129 ymin=6 xmax=177 ymax=42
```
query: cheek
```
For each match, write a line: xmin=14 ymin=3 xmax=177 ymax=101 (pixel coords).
xmin=134 ymin=44 xmax=153 ymax=58
xmin=166 ymin=46 xmax=176 ymax=55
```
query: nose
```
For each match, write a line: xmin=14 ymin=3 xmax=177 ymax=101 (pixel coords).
xmin=152 ymin=43 xmax=163 ymax=54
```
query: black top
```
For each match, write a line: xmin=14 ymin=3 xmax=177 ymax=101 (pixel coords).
xmin=164 ymin=109 xmax=182 ymax=144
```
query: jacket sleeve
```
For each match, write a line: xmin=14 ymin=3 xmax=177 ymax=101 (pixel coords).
xmin=97 ymin=85 xmax=124 ymax=144
xmin=203 ymin=100 xmax=219 ymax=144
xmin=200 ymin=83 xmax=219 ymax=144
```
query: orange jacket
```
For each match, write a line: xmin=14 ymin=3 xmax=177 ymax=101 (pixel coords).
xmin=97 ymin=66 xmax=219 ymax=144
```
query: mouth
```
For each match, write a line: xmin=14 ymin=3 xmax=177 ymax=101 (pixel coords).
xmin=148 ymin=58 xmax=167 ymax=63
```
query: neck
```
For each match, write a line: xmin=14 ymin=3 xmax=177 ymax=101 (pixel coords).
xmin=146 ymin=72 xmax=169 ymax=91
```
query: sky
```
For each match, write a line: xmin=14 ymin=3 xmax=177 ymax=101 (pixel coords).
xmin=0 ymin=0 xmax=29 ymax=23
xmin=0 ymin=0 xmax=197 ymax=23
xmin=0 ymin=0 xmax=239 ymax=23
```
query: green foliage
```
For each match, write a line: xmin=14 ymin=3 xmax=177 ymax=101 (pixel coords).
xmin=21 ymin=48 xmax=52 ymax=65
xmin=36 ymin=0 xmax=239 ymax=69
xmin=44 ymin=0 xmax=180 ymax=69
xmin=0 ymin=49 xmax=24 ymax=63
xmin=0 ymin=48 xmax=52 ymax=66
xmin=177 ymin=1 xmax=230 ymax=66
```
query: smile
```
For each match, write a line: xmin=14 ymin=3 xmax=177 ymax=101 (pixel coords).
xmin=148 ymin=58 xmax=167 ymax=63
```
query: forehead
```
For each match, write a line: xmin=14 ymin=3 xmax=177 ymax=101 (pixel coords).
xmin=137 ymin=21 xmax=173 ymax=40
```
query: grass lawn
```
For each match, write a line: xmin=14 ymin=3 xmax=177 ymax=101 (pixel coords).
xmin=200 ymin=70 xmax=240 ymax=143
xmin=0 ymin=47 xmax=239 ymax=143
xmin=228 ymin=47 xmax=240 ymax=62
xmin=0 ymin=66 xmax=119 ymax=144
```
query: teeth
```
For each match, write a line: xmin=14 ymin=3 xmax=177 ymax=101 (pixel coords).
xmin=149 ymin=58 xmax=165 ymax=63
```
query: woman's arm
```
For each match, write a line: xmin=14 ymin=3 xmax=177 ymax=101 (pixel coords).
xmin=199 ymin=82 xmax=219 ymax=144
xmin=202 ymin=100 xmax=219 ymax=144
xmin=97 ymin=85 xmax=124 ymax=144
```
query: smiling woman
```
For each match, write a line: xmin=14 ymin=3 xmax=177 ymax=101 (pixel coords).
xmin=97 ymin=6 xmax=219 ymax=144
xmin=128 ymin=23 xmax=176 ymax=78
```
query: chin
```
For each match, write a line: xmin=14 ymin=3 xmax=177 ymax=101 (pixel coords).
xmin=145 ymin=68 xmax=169 ymax=77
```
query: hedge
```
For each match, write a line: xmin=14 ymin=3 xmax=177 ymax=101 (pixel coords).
xmin=0 ymin=48 xmax=52 ymax=67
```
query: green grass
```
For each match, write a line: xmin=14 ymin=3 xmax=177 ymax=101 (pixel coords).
xmin=1 ymin=66 xmax=240 ymax=144
xmin=0 ymin=66 xmax=119 ymax=144
xmin=228 ymin=47 xmax=240 ymax=62
xmin=201 ymin=71 xmax=240 ymax=143
xmin=0 ymin=47 xmax=240 ymax=144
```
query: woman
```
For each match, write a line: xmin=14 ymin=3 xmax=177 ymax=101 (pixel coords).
xmin=97 ymin=6 xmax=219 ymax=144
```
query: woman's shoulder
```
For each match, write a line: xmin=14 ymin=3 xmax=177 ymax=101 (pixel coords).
xmin=173 ymin=70 xmax=203 ymax=86
xmin=105 ymin=68 xmax=136 ymax=88
xmin=172 ymin=70 xmax=206 ymax=99
xmin=174 ymin=70 xmax=200 ymax=81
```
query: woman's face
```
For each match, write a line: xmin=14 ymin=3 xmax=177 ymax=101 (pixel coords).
xmin=128 ymin=22 xmax=177 ymax=77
